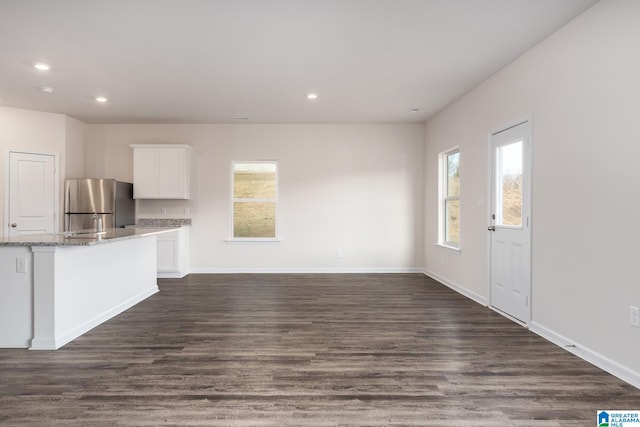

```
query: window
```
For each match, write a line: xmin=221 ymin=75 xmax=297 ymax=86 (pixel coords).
xmin=231 ymin=161 xmax=278 ymax=239
xmin=439 ymin=148 xmax=460 ymax=249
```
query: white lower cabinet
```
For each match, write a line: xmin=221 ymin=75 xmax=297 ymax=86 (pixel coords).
xmin=157 ymin=226 xmax=189 ymax=278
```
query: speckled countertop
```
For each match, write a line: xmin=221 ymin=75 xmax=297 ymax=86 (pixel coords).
xmin=137 ymin=218 xmax=192 ymax=227
xmin=0 ymin=227 xmax=178 ymax=247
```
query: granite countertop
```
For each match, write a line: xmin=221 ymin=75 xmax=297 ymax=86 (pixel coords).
xmin=0 ymin=227 xmax=179 ymax=247
xmin=137 ymin=218 xmax=191 ymax=227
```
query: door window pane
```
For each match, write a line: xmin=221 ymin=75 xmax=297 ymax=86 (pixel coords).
xmin=497 ymin=141 xmax=523 ymax=227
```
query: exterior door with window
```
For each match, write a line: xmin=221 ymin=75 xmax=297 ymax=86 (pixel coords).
xmin=489 ymin=120 xmax=531 ymax=324
xmin=8 ymin=152 xmax=57 ymax=237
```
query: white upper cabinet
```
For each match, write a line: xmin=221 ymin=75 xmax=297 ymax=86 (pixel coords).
xmin=131 ymin=145 xmax=191 ymax=199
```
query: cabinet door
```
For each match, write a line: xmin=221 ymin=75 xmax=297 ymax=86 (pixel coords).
xmin=157 ymin=232 xmax=179 ymax=272
xmin=133 ymin=149 xmax=159 ymax=198
xmin=157 ymin=149 xmax=188 ymax=199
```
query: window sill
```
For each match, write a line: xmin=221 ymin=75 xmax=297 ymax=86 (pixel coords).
xmin=435 ymin=243 xmax=462 ymax=254
xmin=224 ymin=239 xmax=282 ymax=245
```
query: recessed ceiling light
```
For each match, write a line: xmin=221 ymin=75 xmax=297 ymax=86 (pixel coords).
xmin=307 ymin=93 xmax=318 ymax=100
xmin=409 ymin=108 xmax=420 ymax=113
xmin=95 ymin=96 xmax=108 ymax=103
xmin=232 ymin=117 xmax=249 ymax=120
xmin=33 ymin=62 xmax=50 ymax=71
xmin=40 ymin=86 xmax=54 ymax=93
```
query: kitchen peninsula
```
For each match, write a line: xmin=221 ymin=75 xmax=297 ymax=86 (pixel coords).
xmin=0 ymin=227 xmax=177 ymax=350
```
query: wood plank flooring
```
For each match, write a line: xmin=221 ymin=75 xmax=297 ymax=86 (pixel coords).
xmin=1 ymin=274 xmax=638 ymax=426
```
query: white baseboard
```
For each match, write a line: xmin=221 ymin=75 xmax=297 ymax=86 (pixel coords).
xmin=158 ymin=271 xmax=189 ymax=279
xmin=422 ymin=269 xmax=488 ymax=306
xmin=30 ymin=287 xmax=159 ymax=350
xmin=530 ymin=321 xmax=640 ymax=390
xmin=29 ymin=337 xmax=57 ymax=351
xmin=0 ymin=339 xmax=31 ymax=349
xmin=422 ymin=271 xmax=640 ymax=390
xmin=189 ymin=267 xmax=424 ymax=274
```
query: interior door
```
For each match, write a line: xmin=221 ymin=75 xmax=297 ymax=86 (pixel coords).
xmin=8 ymin=152 xmax=57 ymax=237
xmin=489 ymin=120 xmax=531 ymax=324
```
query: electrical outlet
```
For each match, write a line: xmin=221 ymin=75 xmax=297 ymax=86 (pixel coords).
xmin=161 ymin=207 xmax=167 ymax=215
xmin=336 ymin=250 xmax=343 ymax=259
xmin=630 ymin=306 xmax=640 ymax=328
xmin=184 ymin=207 xmax=190 ymax=216
xmin=16 ymin=257 xmax=27 ymax=273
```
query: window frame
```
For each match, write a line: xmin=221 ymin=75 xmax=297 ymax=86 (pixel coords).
xmin=228 ymin=160 xmax=280 ymax=243
xmin=437 ymin=147 xmax=461 ymax=250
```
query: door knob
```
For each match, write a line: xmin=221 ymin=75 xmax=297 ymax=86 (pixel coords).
xmin=11 ymin=223 xmax=17 ymax=228
xmin=487 ymin=225 xmax=496 ymax=231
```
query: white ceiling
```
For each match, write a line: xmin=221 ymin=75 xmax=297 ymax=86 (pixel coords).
xmin=0 ymin=0 xmax=598 ymax=124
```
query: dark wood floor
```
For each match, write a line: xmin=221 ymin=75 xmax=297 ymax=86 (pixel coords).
xmin=1 ymin=274 xmax=638 ymax=426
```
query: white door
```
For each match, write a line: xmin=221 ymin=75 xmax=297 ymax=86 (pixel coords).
xmin=8 ymin=152 xmax=57 ymax=237
xmin=489 ymin=120 xmax=531 ymax=324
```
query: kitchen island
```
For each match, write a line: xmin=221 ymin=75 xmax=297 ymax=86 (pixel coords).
xmin=0 ymin=228 xmax=177 ymax=350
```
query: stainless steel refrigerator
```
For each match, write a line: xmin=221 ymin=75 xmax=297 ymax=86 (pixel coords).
xmin=64 ymin=179 xmax=135 ymax=231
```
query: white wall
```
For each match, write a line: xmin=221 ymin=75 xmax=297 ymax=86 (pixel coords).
xmin=86 ymin=123 xmax=425 ymax=272
xmin=424 ymin=0 xmax=640 ymax=383
xmin=64 ymin=116 xmax=88 ymax=178
xmin=0 ymin=106 xmax=67 ymax=237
